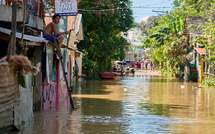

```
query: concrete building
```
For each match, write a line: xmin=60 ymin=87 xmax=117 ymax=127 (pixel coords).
xmin=125 ymin=52 xmax=134 ymax=62
xmin=123 ymin=28 xmax=142 ymax=46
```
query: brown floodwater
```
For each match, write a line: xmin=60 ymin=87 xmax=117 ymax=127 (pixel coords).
xmin=13 ymin=75 xmax=215 ymax=134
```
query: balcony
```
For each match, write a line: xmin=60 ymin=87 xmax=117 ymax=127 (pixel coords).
xmin=0 ymin=1 xmax=43 ymax=30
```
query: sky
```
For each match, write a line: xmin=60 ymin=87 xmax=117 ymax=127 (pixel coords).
xmin=131 ymin=0 xmax=175 ymax=22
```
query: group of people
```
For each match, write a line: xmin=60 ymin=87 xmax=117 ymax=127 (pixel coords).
xmin=131 ymin=61 xmax=155 ymax=72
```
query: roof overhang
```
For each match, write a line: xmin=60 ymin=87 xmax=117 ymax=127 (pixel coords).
xmin=194 ymin=47 xmax=206 ymax=56
xmin=0 ymin=27 xmax=48 ymax=46
xmin=75 ymin=50 xmax=82 ymax=57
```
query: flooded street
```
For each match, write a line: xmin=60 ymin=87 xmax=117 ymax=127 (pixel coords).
xmin=16 ymin=72 xmax=215 ymax=134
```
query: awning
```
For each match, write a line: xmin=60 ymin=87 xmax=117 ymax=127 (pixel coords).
xmin=75 ymin=50 xmax=82 ymax=57
xmin=0 ymin=27 xmax=48 ymax=44
xmin=194 ymin=47 xmax=206 ymax=56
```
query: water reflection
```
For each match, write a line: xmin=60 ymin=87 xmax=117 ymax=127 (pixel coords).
xmin=14 ymin=75 xmax=215 ymax=134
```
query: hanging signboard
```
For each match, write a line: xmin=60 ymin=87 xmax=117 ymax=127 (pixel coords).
xmin=68 ymin=29 xmax=76 ymax=49
xmin=54 ymin=0 xmax=78 ymax=16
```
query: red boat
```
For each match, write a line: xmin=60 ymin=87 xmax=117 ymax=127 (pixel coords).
xmin=100 ymin=72 xmax=116 ymax=79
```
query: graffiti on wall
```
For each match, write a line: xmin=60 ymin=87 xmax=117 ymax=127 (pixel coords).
xmin=42 ymin=82 xmax=70 ymax=111
xmin=42 ymin=82 xmax=57 ymax=110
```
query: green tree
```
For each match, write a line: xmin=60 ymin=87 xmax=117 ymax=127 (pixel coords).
xmin=138 ymin=0 xmax=215 ymax=77
xmin=136 ymin=16 xmax=161 ymax=36
xmin=78 ymin=0 xmax=134 ymax=79
xmin=194 ymin=3 xmax=215 ymax=68
xmin=179 ymin=0 xmax=213 ymax=13
xmin=141 ymin=14 xmax=187 ymax=76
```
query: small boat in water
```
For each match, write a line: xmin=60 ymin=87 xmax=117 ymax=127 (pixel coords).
xmin=100 ymin=72 xmax=116 ymax=79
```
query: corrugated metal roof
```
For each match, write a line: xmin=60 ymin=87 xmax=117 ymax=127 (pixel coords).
xmin=194 ymin=47 xmax=206 ymax=56
xmin=0 ymin=27 xmax=48 ymax=43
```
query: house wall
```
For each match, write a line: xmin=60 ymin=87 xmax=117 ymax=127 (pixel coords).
xmin=184 ymin=63 xmax=190 ymax=82
xmin=196 ymin=53 xmax=201 ymax=79
xmin=14 ymin=74 xmax=34 ymax=129
xmin=59 ymin=79 xmax=70 ymax=111
xmin=125 ymin=53 xmax=134 ymax=62
xmin=77 ymin=53 xmax=83 ymax=77
xmin=41 ymin=81 xmax=58 ymax=110
xmin=0 ymin=5 xmax=25 ymax=22
xmin=196 ymin=53 xmax=205 ymax=82
xmin=0 ymin=5 xmax=43 ymax=30
xmin=41 ymin=52 xmax=71 ymax=111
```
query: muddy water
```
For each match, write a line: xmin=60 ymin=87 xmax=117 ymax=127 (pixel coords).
xmin=16 ymin=75 xmax=215 ymax=134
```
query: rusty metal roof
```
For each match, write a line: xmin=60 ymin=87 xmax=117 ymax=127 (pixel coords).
xmin=194 ymin=47 xmax=206 ymax=56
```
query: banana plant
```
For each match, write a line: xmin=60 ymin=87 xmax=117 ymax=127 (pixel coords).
xmin=150 ymin=15 xmax=186 ymax=46
xmin=149 ymin=27 xmax=171 ymax=46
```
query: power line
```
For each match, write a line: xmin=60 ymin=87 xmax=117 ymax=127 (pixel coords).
xmin=134 ymin=13 xmax=157 ymax=14
xmin=143 ymin=0 xmax=173 ymax=7
xmin=132 ymin=6 xmax=172 ymax=8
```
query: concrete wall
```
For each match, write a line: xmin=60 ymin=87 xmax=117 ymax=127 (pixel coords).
xmin=196 ymin=53 xmax=201 ymax=79
xmin=14 ymin=74 xmax=34 ymax=130
xmin=184 ymin=63 xmax=190 ymax=82
xmin=25 ymin=15 xmax=44 ymax=30
xmin=0 ymin=5 xmax=24 ymax=22
xmin=77 ymin=53 xmax=83 ymax=77
xmin=125 ymin=53 xmax=134 ymax=62
xmin=0 ymin=5 xmax=43 ymax=30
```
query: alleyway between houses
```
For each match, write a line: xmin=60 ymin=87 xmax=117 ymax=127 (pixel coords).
xmin=13 ymin=70 xmax=215 ymax=134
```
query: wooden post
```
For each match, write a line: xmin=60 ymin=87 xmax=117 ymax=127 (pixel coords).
xmin=201 ymin=57 xmax=204 ymax=82
xmin=34 ymin=47 xmax=42 ymax=111
xmin=11 ymin=1 xmax=17 ymax=55
xmin=20 ymin=0 xmax=27 ymax=53
xmin=6 ymin=32 xmax=13 ymax=60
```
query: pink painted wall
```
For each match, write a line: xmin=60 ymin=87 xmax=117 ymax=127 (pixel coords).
xmin=41 ymin=59 xmax=71 ymax=111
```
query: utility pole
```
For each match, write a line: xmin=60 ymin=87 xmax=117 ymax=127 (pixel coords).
xmin=152 ymin=9 xmax=168 ymax=16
